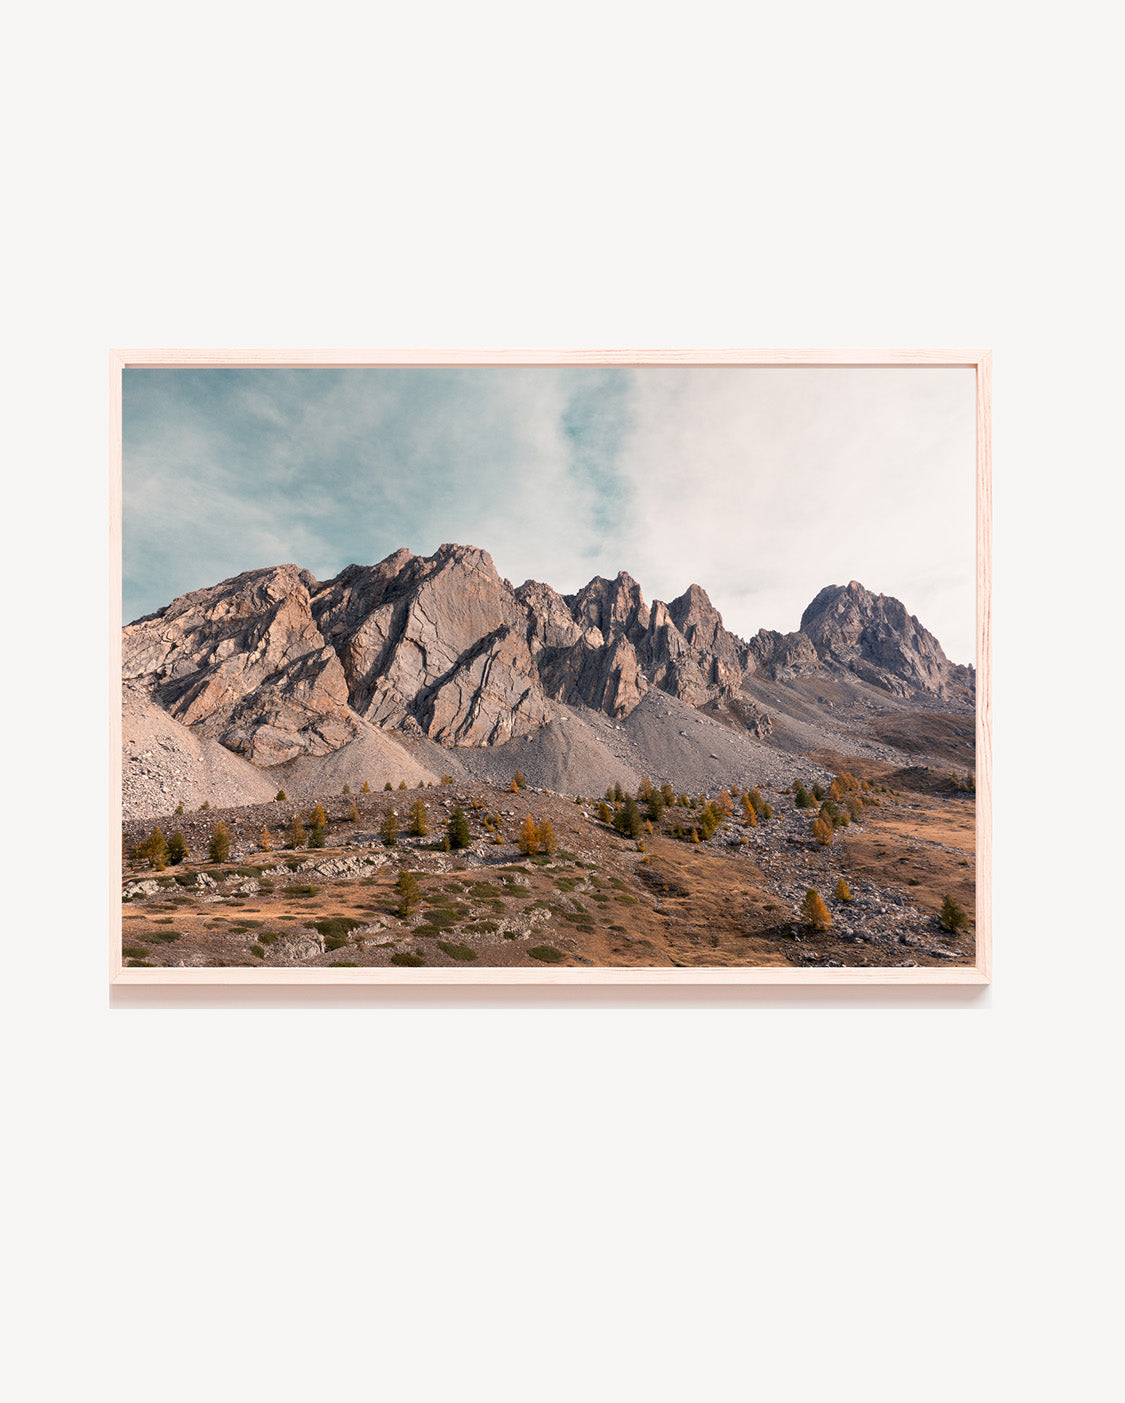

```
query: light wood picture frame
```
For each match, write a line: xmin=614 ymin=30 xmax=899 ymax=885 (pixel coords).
xmin=111 ymin=350 xmax=993 ymax=987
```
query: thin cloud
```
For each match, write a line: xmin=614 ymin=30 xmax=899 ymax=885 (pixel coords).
xmin=122 ymin=366 xmax=976 ymax=661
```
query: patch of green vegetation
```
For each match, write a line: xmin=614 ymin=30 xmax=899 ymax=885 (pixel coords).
xmin=614 ymin=894 xmax=638 ymax=906
xmin=259 ymin=932 xmax=279 ymax=945
xmin=554 ymin=877 xmax=580 ymax=892
xmin=122 ymin=945 xmax=148 ymax=959
xmin=609 ymin=924 xmax=626 ymax=932
xmin=284 ymin=884 xmax=319 ymax=896
xmin=125 ymin=959 xmax=154 ymax=968
xmin=608 ymin=877 xmax=630 ymax=890
xmin=559 ymin=910 xmax=592 ymax=924
xmin=156 ymin=877 xmax=175 ymax=888
xmin=465 ymin=920 xmax=499 ymax=933
xmin=391 ymin=952 xmax=426 ymax=967
xmin=503 ymin=932 xmax=518 ymax=940
xmin=528 ymin=945 xmax=565 ymax=963
xmin=324 ymin=937 xmax=350 ymax=952
xmin=173 ymin=872 xmax=197 ymax=887
xmin=251 ymin=944 xmax=266 ymax=959
xmin=144 ymin=931 xmax=181 ymax=945
xmin=313 ymin=916 xmax=363 ymax=939
xmin=436 ymin=940 xmax=478 ymax=961
xmin=467 ymin=882 xmax=504 ymax=899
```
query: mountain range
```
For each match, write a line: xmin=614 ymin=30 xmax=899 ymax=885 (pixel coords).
xmin=123 ymin=543 xmax=973 ymax=772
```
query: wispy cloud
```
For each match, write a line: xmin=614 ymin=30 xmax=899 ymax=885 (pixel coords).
xmin=123 ymin=366 xmax=976 ymax=661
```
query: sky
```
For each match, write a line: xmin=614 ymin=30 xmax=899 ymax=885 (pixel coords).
xmin=123 ymin=365 xmax=978 ymax=663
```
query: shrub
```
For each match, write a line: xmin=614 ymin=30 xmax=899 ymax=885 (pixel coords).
xmin=381 ymin=808 xmax=399 ymax=846
xmin=208 ymin=822 xmax=231 ymax=863
xmin=410 ymin=798 xmax=429 ymax=836
xmin=167 ymin=830 xmax=188 ymax=865
xmin=529 ymin=945 xmax=564 ymax=963
xmin=940 ymin=895 xmax=969 ymax=933
xmin=447 ymin=807 xmax=471 ymax=850
xmin=835 ymin=877 xmax=852 ymax=902
xmin=801 ymin=888 xmax=831 ymax=930
xmin=251 ymin=944 xmax=266 ymax=959
xmin=391 ymin=952 xmax=426 ymax=966
xmin=396 ymin=869 xmax=421 ymax=918
xmin=275 ymin=789 xmax=286 ymax=801
xmin=436 ymin=940 xmax=478 ymax=961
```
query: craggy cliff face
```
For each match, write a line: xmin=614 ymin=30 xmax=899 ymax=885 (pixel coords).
xmin=123 ymin=545 xmax=972 ymax=765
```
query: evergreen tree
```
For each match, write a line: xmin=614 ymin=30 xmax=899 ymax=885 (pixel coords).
xmin=613 ymin=782 xmax=625 ymax=803
xmin=347 ymin=801 xmax=360 ymax=823
xmin=617 ymin=795 xmax=643 ymax=839
xmin=399 ymin=780 xmax=408 ymax=790
xmin=661 ymin=783 xmax=675 ymax=807
xmin=143 ymin=826 xmax=169 ymax=870
xmin=835 ymin=877 xmax=852 ymax=902
xmin=174 ymin=802 xmax=184 ymax=816
xmin=940 ymin=894 xmax=969 ymax=933
xmin=795 ymin=782 xmax=813 ymax=809
xmin=275 ymin=789 xmax=287 ymax=801
xmin=410 ymin=799 xmax=429 ymax=837
xmin=167 ymin=830 xmax=188 ymax=865
xmin=208 ymin=822 xmax=231 ymax=863
xmin=396 ymin=869 xmax=421 ymax=918
xmin=308 ymin=825 xmax=326 ymax=849
xmin=361 ymin=781 xmax=371 ymax=793
xmin=596 ymin=801 xmax=612 ymax=825
xmin=288 ymin=814 xmax=306 ymax=848
xmin=342 ymin=783 xmax=351 ymax=794
xmin=447 ymin=807 xmax=471 ymax=850
xmin=512 ymin=770 xmax=527 ymax=790
xmin=381 ymin=808 xmax=398 ymax=846
xmin=259 ymin=827 xmax=272 ymax=853
xmin=384 ymin=781 xmax=393 ymax=791
xmin=518 ymin=815 xmax=540 ymax=855
xmin=801 ymin=888 xmax=831 ymax=930
xmin=309 ymin=802 xmax=328 ymax=830
xmin=536 ymin=819 xmax=557 ymax=855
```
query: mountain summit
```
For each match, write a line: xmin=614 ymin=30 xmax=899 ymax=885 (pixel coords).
xmin=123 ymin=544 xmax=972 ymax=766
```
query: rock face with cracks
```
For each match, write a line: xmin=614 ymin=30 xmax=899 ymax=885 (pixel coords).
xmin=124 ymin=544 xmax=972 ymax=766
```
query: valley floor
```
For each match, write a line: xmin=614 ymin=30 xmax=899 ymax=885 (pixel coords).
xmin=120 ymin=766 xmax=976 ymax=971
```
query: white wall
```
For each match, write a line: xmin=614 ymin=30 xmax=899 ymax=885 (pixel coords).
xmin=3 ymin=4 xmax=1121 ymax=1401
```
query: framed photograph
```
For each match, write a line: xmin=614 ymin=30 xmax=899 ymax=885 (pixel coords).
xmin=111 ymin=349 xmax=991 ymax=985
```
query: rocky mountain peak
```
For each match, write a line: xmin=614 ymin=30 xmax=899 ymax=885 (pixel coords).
xmin=799 ymin=581 xmax=961 ymax=697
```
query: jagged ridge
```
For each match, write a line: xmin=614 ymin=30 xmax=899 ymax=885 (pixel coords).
xmin=123 ymin=544 xmax=972 ymax=764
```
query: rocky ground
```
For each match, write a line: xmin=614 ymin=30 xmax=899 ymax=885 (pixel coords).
xmin=120 ymin=760 xmax=976 ymax=970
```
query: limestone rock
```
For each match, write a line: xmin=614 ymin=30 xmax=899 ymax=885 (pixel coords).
xmin=799 ymin=581 xmax=969 ymax=698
